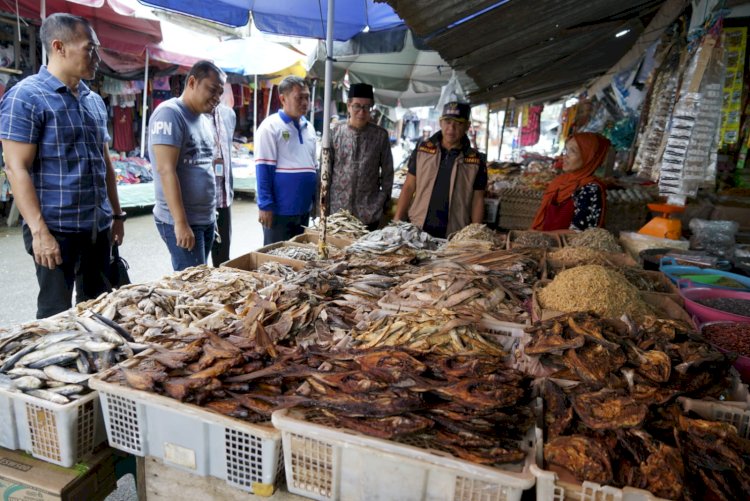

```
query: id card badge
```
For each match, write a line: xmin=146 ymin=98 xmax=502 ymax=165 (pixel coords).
xmin=213 ymin=158 xmax=224 ymax=177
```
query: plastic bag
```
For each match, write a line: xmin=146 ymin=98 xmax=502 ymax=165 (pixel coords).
xmin=688 ymin=218 xmax=738 ymax=257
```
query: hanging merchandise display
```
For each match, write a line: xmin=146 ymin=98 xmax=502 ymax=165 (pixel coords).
xmin=658 ymin=35 xmax=724 ymax=199
xmin=632 ymin=39 xmax=683 ymax=181
xmin=719 ymin=27 xmax=746 ymax=149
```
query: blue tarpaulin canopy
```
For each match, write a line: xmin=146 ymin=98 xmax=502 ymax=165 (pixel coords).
xmin=137 ymin=0 xmax=404 ymax=39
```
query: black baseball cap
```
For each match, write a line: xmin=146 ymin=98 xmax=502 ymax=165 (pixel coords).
xmin=440 ymin=101 xmax=470 ymax=122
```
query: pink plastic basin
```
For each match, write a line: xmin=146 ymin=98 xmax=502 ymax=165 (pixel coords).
xmin=679 ymin=286 xmax=750 ymax=324
xmin=700 ymin=321 xmax=750 ymax=383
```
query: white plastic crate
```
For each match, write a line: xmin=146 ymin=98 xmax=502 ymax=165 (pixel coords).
xmin=534 ymin=382 xmax=750 ymax=501
xmin=0 ymin=387 xmax=106 ymax=467
xmin=272 ymin=408 xmax=538 ymax=501
xmin=89 ymin=360 xmax=282 ymax=496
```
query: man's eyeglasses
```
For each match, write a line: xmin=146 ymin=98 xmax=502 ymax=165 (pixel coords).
xmin=350 ymin=104 xmax=372 ymax=113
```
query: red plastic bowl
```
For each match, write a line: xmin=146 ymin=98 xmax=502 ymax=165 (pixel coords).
xmin=700 ymin=321 xmax=750 ymax=383
xmin=680 ymin=286 xmax=750 ymax=324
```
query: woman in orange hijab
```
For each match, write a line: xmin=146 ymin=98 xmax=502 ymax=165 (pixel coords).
xmin=531 ymin=132 xmax=611 ymax=231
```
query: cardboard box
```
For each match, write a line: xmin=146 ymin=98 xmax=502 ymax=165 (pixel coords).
xmin=221 ymin=251 xmax=305 ymax=272
xmin=0 ymin=447 xmax=116 ymax=501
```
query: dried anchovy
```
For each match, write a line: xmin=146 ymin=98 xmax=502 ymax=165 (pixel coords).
xmin=267 ymin=246 xmax=319 ymax=261
xmin=567 ymin=228 xmax=622 ymax=253
xmin=513 ymin=231 xmax=558 ymax=249
xmin=695 ymin=297 xmax=750 ymax=318
xmin=539 ymin=265 xmax=652 ymax=319
xmin=449 ymin=224 xmax=498 ymax=243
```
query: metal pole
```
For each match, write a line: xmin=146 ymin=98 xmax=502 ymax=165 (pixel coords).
xmin=40 ymin=0 xmax=46 ymax=65
xmin=483 ymin=105 xmax=490 ymax=156
xmin=253 ymin=74 xmax=258 ymax=142
xmin=317 ymin=0 xmax=335 ymax=259
xmin=309 ymin=79 xmax=316 ymax=123
xmin=498 ymin=100 xmax=510 ymax=160
xmin=139 ymin=49 xmax=150 ymax=158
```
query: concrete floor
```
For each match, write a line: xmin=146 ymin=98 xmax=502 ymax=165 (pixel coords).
xmin=0 ymin=195 xmax=264 ymax=327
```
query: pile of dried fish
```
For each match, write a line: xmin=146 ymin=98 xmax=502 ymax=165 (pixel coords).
xmin=566 ymin=227 xmax=622 ymax=253
xmin=351 ymin=310 xmax=507 ymax=356
xmin=539 ymin=265 xmax=652 ymax=319
xmin=77 ymin=266 xmax=276 ymax=345
xmin=512 ymin=231 xmax=558 ymax=248
xmin=435 ymin=248 xmax=542 ymax=300
xmin=618 ymin=267 xmax=672 ymax=293
xmin=531 ymin=313 xmax=745 ymax=499
xmin=347 ymin=222 xmax=440 ymax=255
xmin=266 ymin=245 xmax=319 ymax=262
xmin=314 ymin=210 xmax=370 ymax=239
xmin=0 ymin=313 xmax=141 ymax=403
xmin=257 ymin=261 xmax=298 ymax=280
xmin=376 ymin=260 xmax=527 ymax=323
xmin=446 ymin=223 xmax=502 ymax=247
xmin=108 ymin=343 xmax=535 ymax=466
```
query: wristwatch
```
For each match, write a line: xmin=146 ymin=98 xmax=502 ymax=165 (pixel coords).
xmin=113 ymin=212 xmax=127 ymax=221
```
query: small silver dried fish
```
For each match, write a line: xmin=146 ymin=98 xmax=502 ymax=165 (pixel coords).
xmin=267 ymin=245 xmax=319 ymax=261
xmin=347 ymin=221 xmax=441 ymax=255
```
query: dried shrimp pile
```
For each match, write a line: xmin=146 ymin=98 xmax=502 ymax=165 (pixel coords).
xmin=539 ymin=265 xmax=652 ymax=319
xmin=547 ymin=247 xmax=612 ymax=267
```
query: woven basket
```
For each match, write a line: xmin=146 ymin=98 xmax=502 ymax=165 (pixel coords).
xmin=497 ymin=188 xmax=544 ymax=230
xmin=497 ymin=187 xmax=649 ymax=233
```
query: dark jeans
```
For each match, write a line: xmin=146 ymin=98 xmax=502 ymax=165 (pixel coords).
xmin=210 ymin=206 xmax=232 ymax=267
xmin=155 ymin=218 xmax=214 ymax=271
xmin=262 ymin=213 xmax=309 ymax=245
xmin=23 ymin=225 xmax=111 ymax=319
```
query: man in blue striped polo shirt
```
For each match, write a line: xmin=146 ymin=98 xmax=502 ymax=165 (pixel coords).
xmin=0 ymin=13 xmax=124 ymax=318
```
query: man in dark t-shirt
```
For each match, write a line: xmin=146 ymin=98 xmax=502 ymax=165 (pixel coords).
xmin=396 ymin=102 xmax=487 ymax=238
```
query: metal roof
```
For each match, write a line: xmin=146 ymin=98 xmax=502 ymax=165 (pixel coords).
xmin=381 ymin=0 xmax=667 ymax=104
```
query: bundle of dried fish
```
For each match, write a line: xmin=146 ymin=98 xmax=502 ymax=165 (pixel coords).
xmin=566 ymin=227 xmax=622 ymax=253
xmin=0 ymin=313 xmax=140 ymax=403
xmin=266 ymin=245 xmax=320 ymax=262
xmin=313 ymin=209 xmax=370 ymax=239
xmin=435 ymin=248 xmax=542 ymax=299
xmin=77 ymin=266 xmax=276 ymax=345
xmin=376 ymin=260 xmax=527 ymax=323
xmin=350 ymin=309 xmax=506 ymax=356
xmin=110 ymin=342 xmax=535 ymax=467
xmin=512 ymin=231 xmax=558 ymax=248
xmin=539 ymin=265 xmax=652 ymax=319
xmin=257 ymin=261 xmax=298 ymax=280
xmin=533 ymin=313 xmax=743 ymax=498
xmin=347 ymin=221 xmax=440 ymax=255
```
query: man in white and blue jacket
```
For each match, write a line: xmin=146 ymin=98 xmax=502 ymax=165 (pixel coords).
xmin=255 ymin=76 xmax=318 ymax=244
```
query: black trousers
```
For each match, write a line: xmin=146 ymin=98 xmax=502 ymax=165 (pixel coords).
xmin=262 ymin=213 xmax=309 ymax=245
xmin=23 ymin=225 xmax=111 ymax=319
xmin=210 ymin=206 xmax=232 ymax=267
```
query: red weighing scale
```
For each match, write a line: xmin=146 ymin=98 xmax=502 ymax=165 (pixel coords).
xmin=638 ymin=203 xmax=684 ymax=240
